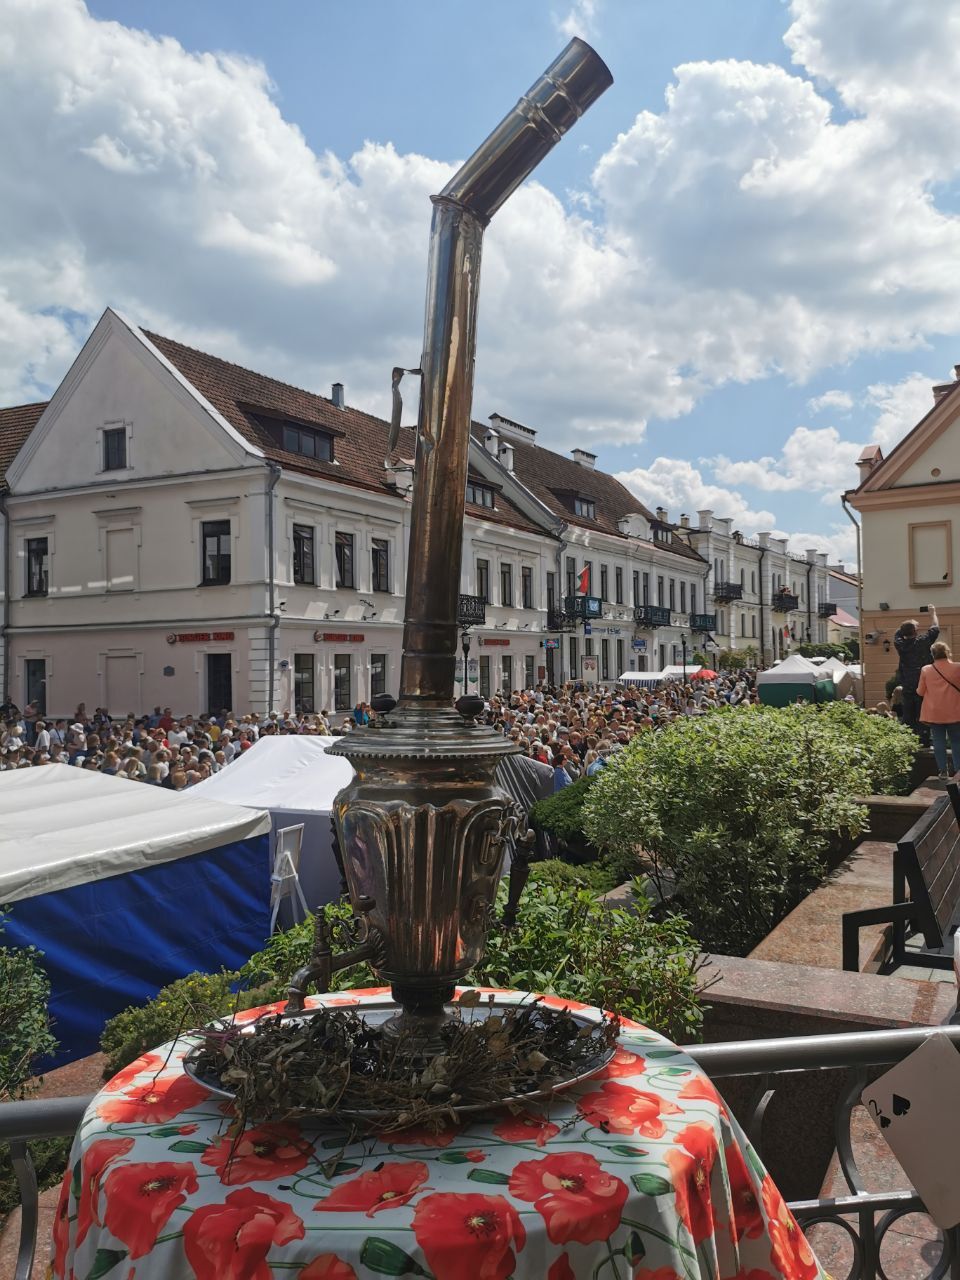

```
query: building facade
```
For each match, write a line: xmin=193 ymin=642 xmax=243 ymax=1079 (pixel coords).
xmin=0 ymin=310 xmax=826 ymax=717
xmin=847 ymin=368 xmax=960 ymax=706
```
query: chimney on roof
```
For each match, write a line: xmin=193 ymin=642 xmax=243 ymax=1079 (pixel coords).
xmin=655 ymin=506 xmax=667 ymax=523
xmin=331 ymin=382 xmax=345 ymax=409
xmin=856 ymin=444 xmax=883 ymax=483
xmin=679 ymin=513 xmax=690 ymax=529
xmin=484 ymin=427 xmax=500 ymax=456
xmin=498 ymin=441 xmax=515 ymax=473
xmin=571 ymin=448 xmax=596 ymax=469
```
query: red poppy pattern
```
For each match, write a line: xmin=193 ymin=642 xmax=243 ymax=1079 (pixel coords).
xmin=50 ymin=988 xmax=826 ymax=1280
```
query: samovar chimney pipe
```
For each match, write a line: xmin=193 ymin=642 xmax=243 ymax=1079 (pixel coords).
xmin=400 ymin=38 xmax=613 ymax=704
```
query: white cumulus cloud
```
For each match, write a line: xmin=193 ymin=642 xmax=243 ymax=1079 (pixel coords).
xmin=711 ymin=425 xmax=861 ymax=501
xmin=615 ymin=458 xmax=776 ymax=531
xmin=808 ymin=389 xmax=852 ymax=414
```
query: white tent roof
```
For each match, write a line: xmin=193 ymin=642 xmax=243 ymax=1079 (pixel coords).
xmin=756 ymin=654 xmax=822 ymax=685
xmin=0 ymin=764 xmax=271 ymax=903
xmin=188 ymin=735 xmax=353 ymax=813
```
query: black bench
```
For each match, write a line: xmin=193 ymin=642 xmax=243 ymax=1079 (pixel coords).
xmin=842 ymin=783 xmax=960 ymax=973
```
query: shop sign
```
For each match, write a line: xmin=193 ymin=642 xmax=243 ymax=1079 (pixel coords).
xmin=542 ymin=638 xmax=560 ymax=649
xmin=166 ymin=631 xmax=234 ymax=644
xmin=633 ymin=638 xmax=647 ymax=652
xmin=480 ymin=638 xmax=510 ymax=646
xmin=314 ymin=632 xmax=365 ymax=642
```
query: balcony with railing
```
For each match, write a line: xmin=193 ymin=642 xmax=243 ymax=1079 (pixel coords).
xmin=713 ymin=581 xmax=743 ymax=603
xmin=773 ymin=590 xmax=800 ymax=613
xmin=634 ymin=604 xmax=672 ymax=628
xmin=546 ymin=606 xmax=576 ymax=632
xmin=563 ymin=594 xmax=603 ymax=621
xmin=819 ymin=601 xmax=838 ymax=618
xmin=689 ymin=612 xmax=717 ymax=632
xmin=6 ymin=1024 xmax=958 ymax=1280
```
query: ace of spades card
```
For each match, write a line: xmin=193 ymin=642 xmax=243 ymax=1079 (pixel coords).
xmin=861 ymin=1033 xmax=960 ymax=1229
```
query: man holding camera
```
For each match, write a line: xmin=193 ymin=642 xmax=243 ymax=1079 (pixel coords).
xmin=894 ymin=605 xmax=940 ymax=739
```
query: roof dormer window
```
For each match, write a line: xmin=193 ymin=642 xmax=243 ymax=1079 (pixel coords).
xmin=248 ymin=411 xmax=334 ymax=462
xmin=467 ymin=480 xmax=496 ymax=509
xmin=574 ymin=497 xmax=596 ymax=519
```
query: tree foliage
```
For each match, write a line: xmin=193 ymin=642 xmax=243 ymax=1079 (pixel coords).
xmin=583 ymin=705 xmax=878 ymax=956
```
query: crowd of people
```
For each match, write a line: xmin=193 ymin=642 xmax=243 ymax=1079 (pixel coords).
xmin=0 ymin=672 xmax=762 ymax=791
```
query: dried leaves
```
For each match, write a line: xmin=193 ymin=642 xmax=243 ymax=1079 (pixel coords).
xmin=188 ymin=995 xmax=618 ymax=1135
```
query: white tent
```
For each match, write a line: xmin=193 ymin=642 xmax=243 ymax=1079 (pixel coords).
xmin=188 ymin=735 xmax=352 ymax=908
xmin=756 ymin=654 xmax=836 ymax=705
xmin=617 ymin=665 xmax=702 ymax=689
xmin=815 ymin=656 xmax=857 ymax=699
xmin=0 ymin=765 xmax=272 ymax=1062
xmin=190 ymin=734 xmax=556 ymax=910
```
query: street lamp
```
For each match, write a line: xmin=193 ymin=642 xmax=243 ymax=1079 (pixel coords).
xmin=680 ymin=632 xmax=688 ymax=684
xmin=460 ymin=626 xmax=471 ymax=695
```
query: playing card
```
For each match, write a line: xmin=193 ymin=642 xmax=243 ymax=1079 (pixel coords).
xmin=861 ymin=1033 xmax=960 ymax=1229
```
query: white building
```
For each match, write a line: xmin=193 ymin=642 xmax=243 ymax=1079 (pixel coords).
xmin=680 ymin=513 xmax=832 ymax=663
xmin=0 ymin=309 xmax=725 ymax=717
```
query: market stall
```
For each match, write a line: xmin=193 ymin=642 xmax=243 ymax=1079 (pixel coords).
xmin=0 ymin=765 xmax=271 ymax=1063
xmin=756 ymin=654 xmax=837 ymax=706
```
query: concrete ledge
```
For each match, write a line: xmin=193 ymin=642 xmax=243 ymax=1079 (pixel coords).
xmin=859 ymin=793 xmax=930 ymax=843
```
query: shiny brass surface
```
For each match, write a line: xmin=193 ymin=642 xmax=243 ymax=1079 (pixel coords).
xmin=300 ymin=40 xmax=612 ymax=1040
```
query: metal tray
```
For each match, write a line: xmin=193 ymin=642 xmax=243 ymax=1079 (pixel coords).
xmin=182 ymin=993 xmax=615 ymax=1122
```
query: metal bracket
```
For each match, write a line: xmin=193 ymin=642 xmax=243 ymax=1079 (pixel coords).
xmin=388 ymin=366 xmax=423 ymax=460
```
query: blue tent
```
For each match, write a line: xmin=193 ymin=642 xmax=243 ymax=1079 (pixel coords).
xmin=0 ymin=765 xmax=272 ymax=1064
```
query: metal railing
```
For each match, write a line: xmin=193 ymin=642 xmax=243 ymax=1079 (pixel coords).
xmin=3 ymin=1025 xmax=959 ymax=1280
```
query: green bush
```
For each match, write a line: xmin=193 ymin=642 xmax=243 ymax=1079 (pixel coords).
xmin=808 ymin=700 xmax=916 ymax=794
xmin=0 ymin=911 xmax=63 ymax=1218
xmin=528 ymin=850 xmax=640 ymax=894
xmin=476 ymin=882 xmax=704 ymax=1045
xmin=583 ymin=705 xmax=872 ymax=956
xmin=530 ymin=777 xmax=594 ymax=843
xmin=0 ymin=913 xmax=57 ymax=1101
xmin=100 ymin=971 xmax=240 ymax=1078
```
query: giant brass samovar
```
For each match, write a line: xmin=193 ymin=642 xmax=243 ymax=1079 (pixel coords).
xmin=289 ymin=39 xmax=612 ymax=1042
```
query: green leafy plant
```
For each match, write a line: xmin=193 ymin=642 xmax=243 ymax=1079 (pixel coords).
xmin=808 ymin=700 xmax=916 ymax=794
xmin=529 ymin=777 xmax=595 ymax=843
xmin=528 ymin=853 xmax=638 ymax=894
xmin=583 ymin=705 xmax=875 ymax=956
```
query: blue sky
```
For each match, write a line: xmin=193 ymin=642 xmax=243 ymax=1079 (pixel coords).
xmin=5 ymin=0 xmax=960 ymax=568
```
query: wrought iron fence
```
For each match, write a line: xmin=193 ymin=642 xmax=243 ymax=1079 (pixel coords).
xmin=3 ymin=1025 xmax=959 ymax=1280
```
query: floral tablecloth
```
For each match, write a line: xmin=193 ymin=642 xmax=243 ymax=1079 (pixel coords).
xmin=51 ymin=988 xmax=827 ymax=1280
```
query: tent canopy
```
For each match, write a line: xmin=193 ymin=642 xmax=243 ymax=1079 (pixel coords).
xmin=0 ymin=763 xmax=270 ymax=903
xmin=756 ymin=654 xmax=835 ymax=705
xmin=618 ymin=666 xmax=702 ymax=687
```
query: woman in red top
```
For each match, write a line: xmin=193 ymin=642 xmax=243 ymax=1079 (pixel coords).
xmin=918 ymin=641 xmax=960 ymax=778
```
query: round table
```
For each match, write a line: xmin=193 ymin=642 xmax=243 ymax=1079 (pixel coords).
xmin=51 ymin=988 xmax=826 ymax=1280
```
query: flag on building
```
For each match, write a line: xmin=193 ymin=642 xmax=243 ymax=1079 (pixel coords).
xmin=577 ymin=565 xmax=590 ymax=595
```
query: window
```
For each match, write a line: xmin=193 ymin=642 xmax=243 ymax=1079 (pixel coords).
xmin=521 ymin=565 xmax=533 ymax=609
xmin=201 ymin=521 xmax=231 ymax=586
xmin=691 ymin=584 xmax=697 ymax=613
xmin=584 ymin=638 xmax=593 ymax=657
xmin=500 ymin=562 xmax=513 ymax=608
xmin=372 ymin=538 xmax=390 ymax=593
xmin=524 ymin=654 xmax=535 ymax=688
xmin=466 ymin=481 xmax=495 ymax=508
xmin=546 ymin=571 xmax=556 ymax=610
xmin=680 ymin=581 xmax=687 ymax=612
xmin=251 ymin=413 xmax=334 ymax=462
xmin=632 ymin=570 xmax=640 ymax=606
xmin=370 ymin=653 xmax=387 ymax=699
xmin=102 ymin=427 xmax=127 ymax=471
xmin=642 ymin=572 xmax=650 ymax=605
xmin=668 ymin=579 xmax=676 ymax=610
xmin=25 ymin=537 xmax=48 ymax=597
xmin=479 ymin=654 xmax=491 ymax=698
xmin=334 ymin=654 xmax=352 ymax=711
xmin=293 ymin=524 xmax=315 ymax=585
xmin=657 ymin=576 xmax=664 ymax=607
xmin=751 ymin=570 xmax=756 ymax=593
xmin=615 ymin=567 xmax=623 ymax=604
xmin=601 ymin=638 xmax=610 ymax=681
xmin=501 ymin=654 xmax=512 ymax=693
xmin=477 ymin=558 xmax=490 ymax=602
xmin=294 ymin=654 xmax=314 ymax=713
xmin=741 ymin=612 xmax=747 ymax=636
xmin=600 ymin=565 xmax=608 ymax=600
xmin=740 ymin=567 xmax=745 ymax=587
xmin=616 ymin=638 xmax=624 ymax=674
xmin=569 ymin=635 xmax=579 ymax=677
xmin=752 ymin=615 xmax=757 ymax=637
xmin=574 ymin=497 xmax=596 ymax=519
xmin=565 ymin=556 xmax=576 ymax=598
xmin=335 ymin=531 xmax=355 ymax=588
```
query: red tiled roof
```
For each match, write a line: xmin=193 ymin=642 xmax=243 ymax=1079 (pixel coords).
xmin=473 ymin=424 xmax=705 ymax=562
xmin=0 ymin=402 xmax=47 ymax=491
xmin=144 ymin=331 xmax=544 ymax=536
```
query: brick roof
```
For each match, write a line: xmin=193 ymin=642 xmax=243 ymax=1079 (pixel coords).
xmin=144 ymin=331 xmax=544 ymax=536
xmin=474 ymin=424 xmax=704 ymax=563
xmin=0 ymin=402 xmax=47 ymax=491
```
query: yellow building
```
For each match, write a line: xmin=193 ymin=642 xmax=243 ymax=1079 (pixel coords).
xmin=847 ymin=371 xmax=960 ymax=707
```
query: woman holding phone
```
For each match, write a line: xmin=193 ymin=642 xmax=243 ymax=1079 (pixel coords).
xmin=918 ymin=640 xmax=960 ymax=778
